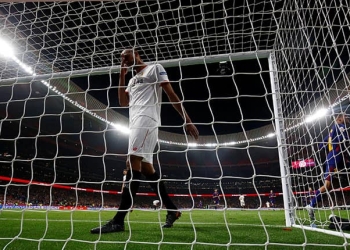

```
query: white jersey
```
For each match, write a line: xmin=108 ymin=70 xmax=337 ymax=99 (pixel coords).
xmin=126 ymin=64 xmax=169 ymax=125
xmin=239 ymin=195 xmax=245 ymax=202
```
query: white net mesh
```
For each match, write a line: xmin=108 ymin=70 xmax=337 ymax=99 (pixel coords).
xmin=0 ymin=1 xmax=280 ymax=78
xmin=275 ymin=0 xmax=350 ymax=233
xmin=1 ymin=0 xmax=350 ymax=249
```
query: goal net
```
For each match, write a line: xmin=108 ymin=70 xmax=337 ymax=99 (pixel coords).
xmin=275 ymin=0 xmax=350 ymax=237
xmin=0 ymin=0 xmax=350 ymax=249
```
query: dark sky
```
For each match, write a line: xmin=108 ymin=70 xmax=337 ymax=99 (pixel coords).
xmin=72 ymin=57 xmax=273 ymax=136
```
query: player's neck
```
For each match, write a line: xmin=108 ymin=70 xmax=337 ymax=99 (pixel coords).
xmin=134 ymin=62 xmax=147 ymax=73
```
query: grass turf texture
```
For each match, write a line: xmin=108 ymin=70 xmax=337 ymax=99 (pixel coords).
xmin=0 ymin=209 xmax=348 ymax=250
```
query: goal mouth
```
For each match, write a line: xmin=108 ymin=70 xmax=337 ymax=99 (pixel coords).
xmin=1 ymin=0 xmax=350 ymax=249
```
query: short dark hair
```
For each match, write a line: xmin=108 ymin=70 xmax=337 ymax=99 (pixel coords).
xmin=121 ymin=48 xmax=139 ymax=56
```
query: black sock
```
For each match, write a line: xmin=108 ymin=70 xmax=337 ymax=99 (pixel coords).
xmin=146 ymin=172 xmax=177 ymax=211
xmin=112 ymin=170 xmax=141 ymax=225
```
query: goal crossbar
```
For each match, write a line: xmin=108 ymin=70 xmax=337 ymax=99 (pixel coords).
xmin=0 ymin=50 xmax=271 ymax=85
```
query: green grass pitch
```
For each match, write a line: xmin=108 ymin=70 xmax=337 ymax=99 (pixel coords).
xmin=0 ymin=209 xmax=348 ymax=250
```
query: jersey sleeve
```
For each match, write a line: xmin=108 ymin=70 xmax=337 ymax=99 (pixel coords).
xmin=155 ymin=64 xmax=169 ymax=84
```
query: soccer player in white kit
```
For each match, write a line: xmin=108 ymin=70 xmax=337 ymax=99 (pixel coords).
xmin=91 ymin=49 xmax=199 ymax=234
xmin=121 ymin=169 xmax=128 ymax=193
xmin=239 ymin=194 xmax=245 ymax=209
xmin=153 ymin=200 xmax=160 ymax=210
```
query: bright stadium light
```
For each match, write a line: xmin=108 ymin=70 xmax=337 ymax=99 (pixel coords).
xmin=305 ymin=108 xmax=328 ymax=123
xmin=267 ymin=133 xmax=275 ymax=138
xmin=1 ymin=34 xmax=139 ymax=157
xmin=111 ymin=123 xmax=130 ymax=134
xmin=0 ymin=38 xmax=15 ymax=58
xmin=223 ymin=141 xmax=236 ymax=146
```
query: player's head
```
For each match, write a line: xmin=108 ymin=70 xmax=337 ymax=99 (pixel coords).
xmin=335 ymin=112 xmax=349 ymax=125
xmin=308 ymin=187 xmax=313 ymax=191
xmin=123 ymin=169 xmax=128 ymax=175
xmin=121 ymin=48 xmax=141 ymax=66
xmin=270 ymin=190 xmax=273 ymax=193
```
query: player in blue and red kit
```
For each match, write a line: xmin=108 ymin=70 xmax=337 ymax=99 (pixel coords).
xmin=306 ymin=113 xmax=349 ymax=221
xmin=306 ymin=187 xmax=315 ymax=205
xmin=212 ymin=189 xmax=220 ymax=209
xmin=269 ymin=190 xmax=276 ymax=208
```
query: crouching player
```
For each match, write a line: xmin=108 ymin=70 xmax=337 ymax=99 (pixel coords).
xmin=306 ymin=113 xmax=349 ymax=222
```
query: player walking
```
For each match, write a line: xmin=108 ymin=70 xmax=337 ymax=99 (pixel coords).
xmin=269 ymin=190 xmax=276 ymax=208
xmin=212 ymin=189 xmax=220 ymax=209
xmin=91 ymin=49 xmax=199 ymax=234
xmin=239 ymin=194 xmax=245 ymax=209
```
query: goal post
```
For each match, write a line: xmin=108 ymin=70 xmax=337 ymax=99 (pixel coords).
xmin=268 ymin=51 xmax=294 ymax=228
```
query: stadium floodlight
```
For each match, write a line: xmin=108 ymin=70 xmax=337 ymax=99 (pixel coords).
xmin=305 ymin=108 xmax=328 ymax=123
xmin=188 ymin=143 xmax=198 ymax=147
xmin=18 ymin=63 xmax=33 ymax=75
xmin=111 ymin=123 xmax=130 ymax=134
xmin=267 ymin=133 xmax=275 ymax=138
xmin=9 ymin=49 xmax=123 ymax=131
xmin=223 ymin=141 xmax=236 ymax=146
xmin=0 ymin=38 xmax=15 ymax=58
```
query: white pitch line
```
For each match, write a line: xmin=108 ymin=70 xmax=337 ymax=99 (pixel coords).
xmin=0 ymin=218 xmax=286 ymax=228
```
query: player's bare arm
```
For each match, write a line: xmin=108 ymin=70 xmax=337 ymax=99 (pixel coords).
xmin=161 ymin=81 xmax=199 ymax=140
xmin=118 ymin=55 xmax=129 ymax=107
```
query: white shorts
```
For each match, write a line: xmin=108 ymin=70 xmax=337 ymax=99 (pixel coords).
xmin=128 ymin=116 xmax=158 ymax=164
xmin=240 ymin=202 xmax=245 ymax=207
